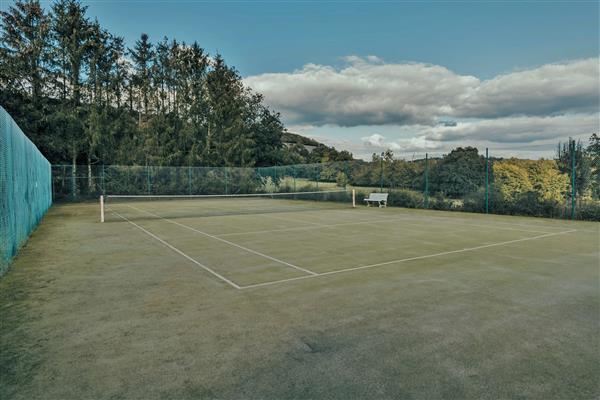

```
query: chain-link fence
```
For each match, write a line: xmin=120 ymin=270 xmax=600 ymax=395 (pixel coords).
xmin=52 ymin=147 xmax=599 ymax=221
xmin=1 ymin=107 xmax=52 ymax=275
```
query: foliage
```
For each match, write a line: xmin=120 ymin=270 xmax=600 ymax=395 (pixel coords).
xmin=493 ymin=159 xmax=568 ymax=204
xmin=587 ymin=133 xmax=600 ymax=198
xmin=556 ymin=138 xmax=592 ymax=198
xmin=388 ymin=189 xmax=424 ymax=208
xmin=493 ymin=161 xmax=533 ymax=202
xmin=1 ymin=0 xmax=334 ymax=170
xmin=430 ymin=147 xmax=485 ymax=197
xmin=578 ymin=200 xmax=600 ymax=221
xmin=335 ymin=172 xmax=348 ymax=187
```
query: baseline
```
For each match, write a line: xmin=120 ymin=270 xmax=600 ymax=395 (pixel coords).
xmin=239 ymin=229 xmax=577 ymax=289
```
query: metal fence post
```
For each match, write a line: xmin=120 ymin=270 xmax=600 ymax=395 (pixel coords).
xmin=344 ymin=161 xmax=349 ymax=190
xmin=188 ymin=165 xmax=192 ymax=195
xmin=424 ymin=153 xmax=429 ymax=208
xmin=101 ymin=164 xmax=105 ymax=195
xmin=485 ymin=148 xmax=489 ymax=214
xmin=146 ymin=164 xmax=151 ymax=194
xmin=380 ymin=152 xmax=384 ymax=192
xmin=71 ymin=165 xmax=76 ymax=199
xmin=571 ymin=140 xmax=576 ymax=220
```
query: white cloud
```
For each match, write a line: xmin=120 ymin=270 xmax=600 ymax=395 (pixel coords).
xmin=245 ymin=55 xmax=599 ymax=159
xmin=457 ymin=58 xmax=600 ymax=118
xmin=362 ymin=133 xmax=386 ymax=147
xmin=362 ymin=133 xmax=443 ymax=152
xmin=245 ymin=56 xmax=478 ymax=126
xmin=245 ymin=56 xmax=598 ymax=126
xmin=423 ymin=114 xmax=598 ymax=144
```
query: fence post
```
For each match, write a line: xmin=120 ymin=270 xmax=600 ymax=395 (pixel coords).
xmin=188 ymin=165 xmax=192 ymax=195
xmin=101 ymin=164 xmax=105 ymax=195
xmin=424 ymin=153 xmax=429 ymax=208
xmin=571 ymin=140 xmax=576 ymax=220
xmin=71 ymin=165 xmax=76 ymax=199
xmin=344 ymin=161 xmax=349 ymax=190
xmin=146 ymin=164 xmax=151 ymax=194
xmin=485 ymin=148 xmax=489 ymax=214
xmin=379 ymin=152 xmax=384 ymax=192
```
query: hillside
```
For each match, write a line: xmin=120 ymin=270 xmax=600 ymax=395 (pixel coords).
xmin=281 ymin=131 xmax=322 ymax=147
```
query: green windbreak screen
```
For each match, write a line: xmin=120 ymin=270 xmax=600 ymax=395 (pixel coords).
xmin=0 ymin=106 xmax=52 ymax=275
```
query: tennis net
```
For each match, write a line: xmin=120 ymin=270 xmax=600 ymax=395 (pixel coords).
xmin=100 ymin=189 xmax=354 ymax=222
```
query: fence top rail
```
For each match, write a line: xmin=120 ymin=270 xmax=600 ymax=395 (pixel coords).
xmin=51 ymin=162 xmax=355 ymax=169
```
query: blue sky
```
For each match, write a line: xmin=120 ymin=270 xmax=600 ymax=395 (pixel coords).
xmin=75 ymin=1 xmax=598 ymax=79
xmin=4 ymin=0 xmax=598 ymax=159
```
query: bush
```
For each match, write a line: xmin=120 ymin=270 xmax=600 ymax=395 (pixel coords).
xmin=388 ymin=189 xmax=424 ymax=208
xmin=336 ymin=172 xmax=348 ymax=187
xmin=578 ymin=201 xmax=600 ymax=221
xmin=429 ymin=193 xmax=453 ymax=211
xmin=462 ymin=189 xmax=486 ymax=213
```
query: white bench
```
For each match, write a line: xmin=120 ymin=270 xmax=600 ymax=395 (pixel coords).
xmin=364 ymin=192 xmax=388 ymax=207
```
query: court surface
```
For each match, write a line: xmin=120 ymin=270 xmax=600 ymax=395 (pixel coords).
xmin=1 ymin=199 xmax=598 ymax=399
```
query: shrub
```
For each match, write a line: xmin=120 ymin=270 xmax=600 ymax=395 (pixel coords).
xmin=336 ymin=172 xmax=348 ymax=187
xmin=429 ymin=193 xmax=453 ymax=211
xmin=389 ymin=189 xmax=424 ymax=208
xmin=578 ymin=201 xmax=600 ymax=221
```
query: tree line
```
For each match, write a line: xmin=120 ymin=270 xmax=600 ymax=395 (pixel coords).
xmin=336 ymin=139 xmax=598 ymax=219
xmin=1 ymin=0 xmax=352 ymax=176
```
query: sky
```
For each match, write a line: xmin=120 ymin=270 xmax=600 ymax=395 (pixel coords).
xmin=5 ymin=0 xmax=599 ymax=159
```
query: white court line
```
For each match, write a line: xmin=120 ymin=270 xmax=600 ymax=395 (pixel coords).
xmin=225 ymin=206 xmax=555 ymax=235
xmin=239 ymin=229 xmax=577 ymax=289
xmin=109 ymin=210 xmax=241 ymax=289
xmin=124 ymin=205 xmax=318 ymax=276
xmin=216 ymin=218 xmax=398 ymax=237
xmin=327 ymin=207 xmax=566 ymax=235
xmin=392 ymin=210 xmax=577 ymax=233
xmin=261 ymin=212 xmax=324 ymax=226
xmin=217 ymin=211 xmax=551 ymax=237
xmin=387 ymin=213 xmax=554 ymax=235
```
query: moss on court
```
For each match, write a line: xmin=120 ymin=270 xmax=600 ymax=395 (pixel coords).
xmin=0 ymin=201 xmax=598 ymax=399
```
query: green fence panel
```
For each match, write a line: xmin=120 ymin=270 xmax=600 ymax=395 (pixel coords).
xmin=0 ymin=107 xmax=52 ymax=275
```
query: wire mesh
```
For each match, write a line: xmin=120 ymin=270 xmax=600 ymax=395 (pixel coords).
xmin=0 ymin=106 xmax=52 ymax=274
xmin=51 ymin=148 xmax=598 ymax=221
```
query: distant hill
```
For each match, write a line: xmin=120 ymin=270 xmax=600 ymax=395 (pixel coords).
xmin=280 ymin=131 xmax=354 ymax=163
xmin=281 ymin=132 xmax=322 ymax=148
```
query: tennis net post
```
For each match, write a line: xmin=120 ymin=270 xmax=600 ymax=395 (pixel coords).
xmin=100 ymin=195 xmax=105 ymax=222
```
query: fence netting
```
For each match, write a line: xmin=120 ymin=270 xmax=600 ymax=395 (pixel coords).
xmin=52 ymin=149 xmax=598 ymax=221
xmin=0 ymin=107 xmax=52 ymax=274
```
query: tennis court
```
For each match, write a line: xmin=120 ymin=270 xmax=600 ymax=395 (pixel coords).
xmin=102 ymin=192 xmax=584 ymax=290
xmin=1 ymin=194 xmax=598 ymax=399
